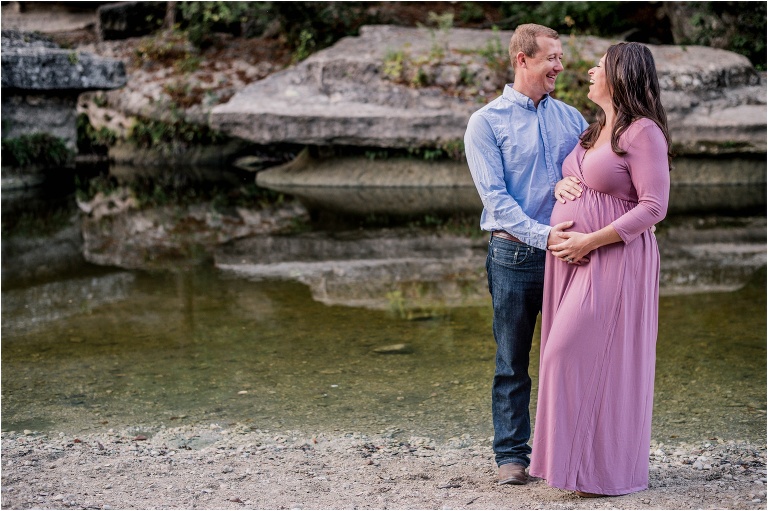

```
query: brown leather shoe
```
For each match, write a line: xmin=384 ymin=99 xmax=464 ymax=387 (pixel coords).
xmin=497 ymin=463 xmax=528 ymax=485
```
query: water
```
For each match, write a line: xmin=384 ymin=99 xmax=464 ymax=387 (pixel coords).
xmin=2 ymin=261 xmax=765 ymax=444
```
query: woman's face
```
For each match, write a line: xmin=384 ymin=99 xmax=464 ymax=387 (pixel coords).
xmin=587 ymin=54 xmax=610 ymax=107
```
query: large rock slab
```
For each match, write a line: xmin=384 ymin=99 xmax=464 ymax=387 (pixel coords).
xmin=1 ymin=30 xmax=126 ymax=157
xmin=1 ymin=30 xmax=126 ymax=91
xmin=211 ymin=25 xmax=766 ymax=155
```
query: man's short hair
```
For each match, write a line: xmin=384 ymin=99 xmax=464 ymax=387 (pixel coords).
xmin=509 ymin=24 xmax=560 ymax=69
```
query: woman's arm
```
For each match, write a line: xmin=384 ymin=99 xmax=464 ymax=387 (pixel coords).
xmin=548 ymin=121 xmax=670 ymax=263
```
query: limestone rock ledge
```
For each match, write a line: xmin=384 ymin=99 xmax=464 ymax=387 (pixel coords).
xmin=211 ymin=25 xmax=766 ymax=155
xmin=1 ymin=30 xmax=126 ymax=157
xmin=1 ymin=30 xmax=126 ymax=91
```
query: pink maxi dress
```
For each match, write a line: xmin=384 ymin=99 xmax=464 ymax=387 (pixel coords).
xmin=529 ymin=118 xmax=670 ymax=495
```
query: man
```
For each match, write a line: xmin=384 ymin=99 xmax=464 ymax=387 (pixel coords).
xmin=464 ymin=24 xmax=588 ymax=485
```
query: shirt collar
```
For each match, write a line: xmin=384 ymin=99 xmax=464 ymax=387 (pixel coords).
xmin=504 ymin=84 xmax=550 ymax=111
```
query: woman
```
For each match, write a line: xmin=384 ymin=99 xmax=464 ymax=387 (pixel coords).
xmin=528 ymin=42 xmax=671 ymax=497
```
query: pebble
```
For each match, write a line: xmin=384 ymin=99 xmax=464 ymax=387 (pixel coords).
xmin=372 ymin=343 xmax=412 ymax=354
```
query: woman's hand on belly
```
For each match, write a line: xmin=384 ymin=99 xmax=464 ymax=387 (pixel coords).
xmin=554 ymin=176 xmax=583 ymax=204
xmin=549 ymin=230 xmax=592 ymax=265
xmin=548 ymin=224 xmax=624 ymax=265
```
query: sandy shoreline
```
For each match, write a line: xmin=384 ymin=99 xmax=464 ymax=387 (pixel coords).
xmin=2 ymin=424 xmax=765 ymax=510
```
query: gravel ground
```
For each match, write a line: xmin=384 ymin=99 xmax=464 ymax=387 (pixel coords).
xmin=2 ymin=425 xmax=766 ymax=510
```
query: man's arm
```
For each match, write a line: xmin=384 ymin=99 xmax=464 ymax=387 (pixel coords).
xmin=464 ymin=113 xmax=553 ymax=250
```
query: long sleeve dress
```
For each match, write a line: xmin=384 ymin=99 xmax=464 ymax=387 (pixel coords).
xmin=529 ymin=118 xmax=670 ymax=495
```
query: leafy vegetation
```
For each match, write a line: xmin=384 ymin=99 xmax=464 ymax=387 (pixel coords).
xmin=477 ymin=27 xmax=509 ymax=91
xmin=420 ymin=12 xmax=455 ymax=60
xmin=679 ymin=1 xmax=766 ymax=70
xmin=128 ymin=116 xmax=226 ymax=153
xmin=77 ymin=114 xmax=117 ymax=155
xmin=1 ymin=133 xmax=73 ymax=168
xmin=177 ymin=1 xmax=261 ymax=48
xmin=498 ymin=1 xmax=638 ymax=37
xmin=133 ymin=30 xmax=196 ymax=66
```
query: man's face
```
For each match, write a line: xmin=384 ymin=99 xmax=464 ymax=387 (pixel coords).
xmin=523 ymin=36 xmax=564 ymax=97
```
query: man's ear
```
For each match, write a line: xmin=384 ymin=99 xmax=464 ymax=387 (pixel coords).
xmin=514 ymin=51 xmax=527 ymax=69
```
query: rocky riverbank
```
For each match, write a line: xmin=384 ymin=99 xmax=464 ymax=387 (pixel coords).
xmin=2 ymin=425 xmax=765 ymax=510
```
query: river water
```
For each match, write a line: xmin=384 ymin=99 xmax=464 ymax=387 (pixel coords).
xmin=2 ymin=164 xmax=766 ymax=445
xmin=2 ymin=246 xmax=765 ymax=445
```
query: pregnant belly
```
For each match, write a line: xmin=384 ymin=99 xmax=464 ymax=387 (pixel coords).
xmin=550 ymin=189 xmax=632 ymax=232
xmin=550 ymin=196 xmax=583 ymax=228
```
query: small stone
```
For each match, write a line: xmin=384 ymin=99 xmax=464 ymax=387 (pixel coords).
xmin=693 ymin=460 xmax=705 ymax=470
xmin=23 ymin=430 xmax=33 ymax=436
xmin=222 ymin=465 xmax=234 ymax=473
xmin=372 ymin=343 xmax=412 ymax=354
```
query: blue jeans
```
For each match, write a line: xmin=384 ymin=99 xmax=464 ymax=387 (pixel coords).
xmin=486 ymin=236 xmax=546 ymax=468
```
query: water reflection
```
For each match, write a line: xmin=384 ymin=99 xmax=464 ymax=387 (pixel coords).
xmin=2 ymin=264 xmax=765 ymax=445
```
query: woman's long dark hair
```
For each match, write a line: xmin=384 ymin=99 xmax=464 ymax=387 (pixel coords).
xmin=580 ymin=42 xmax=671 ymax=163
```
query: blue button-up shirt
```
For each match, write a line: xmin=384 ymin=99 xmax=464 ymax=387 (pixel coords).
xmin=465 ymin=85 xmax=588 ymax=250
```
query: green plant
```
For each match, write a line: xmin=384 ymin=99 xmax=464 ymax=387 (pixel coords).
xmin=177 ymin=1 xmax=253 ymax=47
xmin=134 ymin=30 xmax=196 ymax=67
xmin=67 ymin=51 xmax=79 ymax=65
xmin=440 ymin=139 xmax=465 ymax=160
xmin=498 ymin=1 xmax=636 ymax=36
xmin=1 ymin=133 xmax=73 ymax=168
xmin=422 ymin=11 xmax=454 ymax=60
xmin=458 ymin=64 xmax=474 ymax=86
xmin=365 ymin=149 xmax=390 ymax=161
xmin=271 ymin=2 xmax=375 ymax=59
xmin=458 ymin=2 xmax=486 ymax=24
xmin=77 ymin=113 xmax=117 ymax=154
xmin=404 ymin=140 xmax=465 ymax=162
xmin=411 ymin=66 xmax=431 ymax=87
xmin=383 ymin=48 xmax=408 ymax=82
xmin=175 ymin=53 xmax=202 ymax=74
xmin=292 ymin=29 xmax=316 ymax=63
xmin=92 ymin=93 xmax=109 ymax=108
xmin=477 ymin=26 xmax=508 ymax=91
xmin=682 ymin=2 xmax=766 ymax=70
xmin=128 ymin=116 xmax=226 ymax=153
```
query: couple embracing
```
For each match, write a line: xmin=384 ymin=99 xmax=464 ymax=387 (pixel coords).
xmin=465 ymin=24 xmax=670 ymax=497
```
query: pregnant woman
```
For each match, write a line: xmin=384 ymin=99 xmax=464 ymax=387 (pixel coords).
xmin=528 ymin=42 xmax=671 ymax=496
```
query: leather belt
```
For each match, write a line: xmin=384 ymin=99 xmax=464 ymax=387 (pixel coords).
xmin=492 ymin=231 xmax=523 ymax=243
